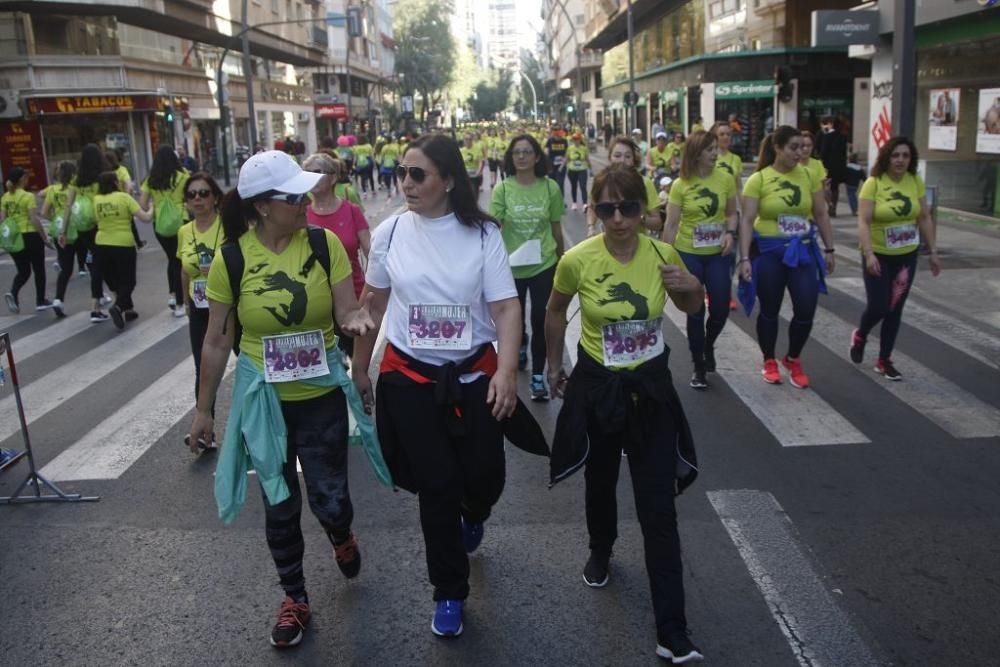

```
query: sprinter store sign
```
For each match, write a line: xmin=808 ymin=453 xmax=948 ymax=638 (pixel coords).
xmin=714 ymin=81 xmax=775 ymax=100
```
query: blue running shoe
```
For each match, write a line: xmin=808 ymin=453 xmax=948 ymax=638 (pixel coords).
xmin=431 ymin=600 xmax=464 ymax=637
xmin=461 ymin=516 xmax=484 ymax=554
xmin=0 ymin=448 xmax=19 ymax=466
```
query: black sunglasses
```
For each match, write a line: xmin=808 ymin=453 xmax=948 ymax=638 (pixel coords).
xmin=593 ymin=200 xmax=642 ymax=221
xmin=185 ymin=189 xmax=213 ymax=200
xmin=395 ymin=165 xmax=428 ymax=183
xmin=267 ymin=192 xmax=309 ymax=205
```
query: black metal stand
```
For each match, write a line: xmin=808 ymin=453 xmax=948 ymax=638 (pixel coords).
xmin=0 ymin=332 xmax=99 ymax=504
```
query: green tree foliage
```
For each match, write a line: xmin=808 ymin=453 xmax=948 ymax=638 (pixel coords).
xmin=469 ymin=70 xmax=513 ymax=120
xmin=393 ymin=0 xmax=456 ymax=123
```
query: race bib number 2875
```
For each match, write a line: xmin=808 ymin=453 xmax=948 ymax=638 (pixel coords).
xmin=602 ymin=317 xmax=664 ymax=367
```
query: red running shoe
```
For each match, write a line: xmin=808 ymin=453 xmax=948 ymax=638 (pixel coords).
xmin=761 ymin=358 xmax=782 ymax=384
xmin=781 ymin=356 xmax=810 ymax=389
xmin=270 ymin=595 xmax=311 ymax=647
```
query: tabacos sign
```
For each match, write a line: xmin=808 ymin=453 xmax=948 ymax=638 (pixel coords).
xmin=714 ymin=80 xmax=775 ymax=100
xmin=26 ymin=95 xmax=165 ymax=115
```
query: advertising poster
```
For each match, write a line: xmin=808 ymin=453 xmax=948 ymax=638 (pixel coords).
xmin=928 ymin=88 xmax=959 ymax=151
xmin=976 ymin=88 xmax=1000 ymax=154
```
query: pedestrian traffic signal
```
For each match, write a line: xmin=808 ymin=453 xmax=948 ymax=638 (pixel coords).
xmin=165 ymin=105 xmax=175 ymax=123
xmin=774 ymin=66 xmax=794 ymax=103
xmin=567 ymin=104 xmax=575 ymax=114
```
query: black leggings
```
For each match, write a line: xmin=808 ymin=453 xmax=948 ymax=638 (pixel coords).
xmin=155 ymin=232 xmax=184 ymax=305
xmin=567 ymin=169 xmax=588 ymax=204
xmin=93 ymin=245 xmax=136 ymax=311
xmin=357 ymin=164 xmax=375 ymax=193
xmin=858 ymin=250 xmax=918 ymax=361
xmin=515 ymin=265 xmax=555 ymax=375
xmin=75 ymin=229 xmax=103 ymax=299
xmin=55 ymin=238 xmax=80 ymax=301
xmin=9 ymin=232 xmax=46 ymax=306
xmin=264 ymin=390 xmax=352 ymax=599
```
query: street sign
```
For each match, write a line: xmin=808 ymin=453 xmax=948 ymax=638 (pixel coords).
xmin=401 ymin=96 xmax=414 ymax=113
xmin=811 ymin=10 xmax=880 ymax=47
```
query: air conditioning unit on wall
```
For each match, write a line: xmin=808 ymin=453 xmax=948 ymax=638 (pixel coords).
xmin=0 ymin=90 xmax=21 ymax=119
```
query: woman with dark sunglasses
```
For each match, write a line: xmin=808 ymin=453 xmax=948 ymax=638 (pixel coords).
xmin=662 ymin=130 xmax=738 ymax=389
xmin=586 ymin=136 xmax=662 ymax=237
xmin=545 ymin=164 xmax=705 ymax=664
xmin=175 ymin=171 xmax=225 ymax=422
xmin=352 ymin=134 xmax=539 ymax=639
xmin=738 ymin=125 xmax=835 ymax=388
xmin=188 ymin=151 xmax=379 ymax=649
xmin=489 ymin=133 xmax=564 ymax=401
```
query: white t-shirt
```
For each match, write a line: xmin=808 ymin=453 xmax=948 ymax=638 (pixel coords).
xmin=366 ymin=210 xmax=517 ymax=366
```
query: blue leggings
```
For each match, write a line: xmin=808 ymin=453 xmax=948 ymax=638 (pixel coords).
xmin=754 ymin=251 xmax=819 ymax=359
xmin=677 ymin=250 xmax=733 ymax=360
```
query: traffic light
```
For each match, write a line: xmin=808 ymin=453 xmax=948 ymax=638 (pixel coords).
xmin=774 ymin=66 xmax=794 ymax=103
xmin=567 ymin=104 xmax=575 ymax=114
xmin=165 ymin=105 xmax=175 ymax=123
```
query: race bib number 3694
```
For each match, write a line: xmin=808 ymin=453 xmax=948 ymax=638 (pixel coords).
xmin=602 ymin=317 xmax=664 ymax=367
xmin=408 ymin=304 xmax=472 ymax=350
xmin=262 ymin=330 xmax=329 ymax=383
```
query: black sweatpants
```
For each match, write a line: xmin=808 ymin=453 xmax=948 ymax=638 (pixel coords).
xmin=9 ymin=231 xmax=47 ymax=306
xmin=584 ymin=411 xmax=687 ymax=636
xmin=515 ymin=265 xmax=555 ymax=375
xmin=55 ymin=238 xmax=80 ymax=301
xmin=378 ymin=376 xmax=506 ymax=601
xmin=155 ymin=232 xmax=184 ymax=306
xmin=264 ymin=390 xmax=353 ymax=599
xmin=858 ymin=250 xmax=918 ymax=361
xmin=187 ymin=305 xmax=214 ymax=416
xmin=92 ymin=245 xmax=136 ymax=311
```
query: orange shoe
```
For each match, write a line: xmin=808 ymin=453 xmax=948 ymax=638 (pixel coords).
xmin=781 ymin=355 xmax=810 ymax=389
xmin=761 ymin=358 xmax=782 ymax=384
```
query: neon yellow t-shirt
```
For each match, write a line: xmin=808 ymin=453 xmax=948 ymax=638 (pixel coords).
xmin=668 ymin=166 xmax=736 ymax=255
xmin=354 ymin=144 xmax=373 ymax=169
xmin=176 ymin=216 xmax=223 ymax=297
xmin=859 ymin=173 xmax=926 ymax=255
xmin=743 ymin=165 xmax=821 ymax=239
xmin=44 ymin=183 xmax=72 ymax=222
xmin=649 ymin=145 xmax=671 ymax=169
xmin=553 ymin=234 xmax=687 ymax=369
xmin=474 ymin=140 xmax=489 ymax=161
xmin=141 ymin=169 xmax=190 ymax=234
xmin=205 ymin=227 xmax=352 ymax=401
xmin=566 ymin=144 xmax=589 ymax=171
xmin=379 ymin=143 xmax=400 ymax=169
xmin=716 ymin=151 xmax=743 ymax=185
xmin=1 ymin=189 xmax=37 ymax=234
xmin=461 ymin=147 xmax=482 ymax=175
xmin=93 ymin=191 xmax=141 ymax=247
xmin=802 ymin=158 xmax=827 ymax=187
xmin=115 ymin=165 xmax=132 ymax=189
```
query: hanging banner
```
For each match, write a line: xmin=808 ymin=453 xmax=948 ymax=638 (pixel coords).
xmin=868 ymin=50 xmax=893 ymax=167
xmin=928 ymin=88 xmax=959 ymax=151
xmin=975 ymin=88 xmax=1000 ymax=154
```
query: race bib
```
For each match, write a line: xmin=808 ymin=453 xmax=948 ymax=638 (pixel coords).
xmin=192 ymin=279 xmax=209 ymax=309
xmin=601 ymin=317 xmax=664 ymax=367
xmin=553 ymin=156 xmax=565 ymax=167
xmin=692 ymin=222 xmax=724 ymax=248
xmin=262 ymin=330 xmax=329 ymax=383
xmin=885 ymin=223 xmax=919 ymax=250
xmin=467 ymin=169 xmax=479 ymax=177
xmin=777 ymin=215 xmax=810 ymax=238
xmin=509 ymin=239 xmax=542 ymax=267
xmin=408 ymin=304 xmax=472 ymax=350
xmin=572 ymin=160 xmax=585 ymax=170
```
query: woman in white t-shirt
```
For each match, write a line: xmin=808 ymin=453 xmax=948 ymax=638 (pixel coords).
xmin=352 ymin=134 xmax=524 ymax=639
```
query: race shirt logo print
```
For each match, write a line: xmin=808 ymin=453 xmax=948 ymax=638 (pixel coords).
xmin=775 ymin=179 xmax=802 ymax=207
xmin=253 ymin=271 xmax=308 ymax=327
xmin=598 ymin=281 xmax=649 ymax=322
xmin=887 ymin=190 xmax=913 ymax=217
xmin=695 ymin=187 xmax=720 ymax=218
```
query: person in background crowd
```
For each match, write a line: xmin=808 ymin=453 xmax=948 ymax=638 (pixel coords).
xmin=850 ymin=136 xmax=941 ymax=380
xmin=711 ymin=121 xmax=744 ymax=195
xmin=818 ymin=116 xmax=849 ymax=217
xmin=545 ymin=163 xmax=705 ymax=665
xmin=378 ymin=135 xmax=401 ymax=198
xmin=40 ymin=161 xmax=78 ymax=318
xmin=662 ymin=131 xmax=738 ymax=389
xmin=139 ymin=145 xmax=190 ymax=317
xmin=648 ymin=132 xmax=671 ymax=177
xmin=738 ymin=125 xmax=835 ymax=389
xmin=545 ymin=125 xmax=569 ymax=195
xmin=588 ymin=136 xmax=662 ymax=237
xmin=667 ymin=132 xmax=686 ymax=179
xmin=690 ymin=117 xmax=705 ymax=135
xmin=105 ymin=149 xmax=144 ymax=249
xmin=651 ymin=115 xmax=666 ymax=139
xmin=603 ymin=122 xmax=613 ymax=153
xmin=845 ymin=152 xmax=866 ymax=216
xmin=632 ymin=128 xmax=650 ymax=174
xmin=460 ymin=133 xmax=486 ymax=194
xmin=354 ymin=136 xmax=376 ymax=199
xmin=798 ymin=131 xmax=829 ymax=205
xmin=2 ymin=167 xmax=51 ymax=313
xmin=565 ymin=133 xmax=592 ymax=211
xmin=490 ymin=133 xmax=564 ymax=401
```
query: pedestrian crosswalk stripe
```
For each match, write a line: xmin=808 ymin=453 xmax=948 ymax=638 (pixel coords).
xmin=0 ymin=311 xmax=187 ymax=444
xmin=662 ymin=306 xmax=870 ymax=447
xmin=780 ymin=301 xmax=1000 ymax=439
xmin=827 ymin=276 xmax=1000 ymax=372
xmin=4 ymin=312 xmax=93 ymax=364
xmin=41 ymin=355 xmax=237 ymax=481
xmin=0 ymin=314 xmax=27 ymax=331
xmin=708 ymin=490 xmax=882 ymax=667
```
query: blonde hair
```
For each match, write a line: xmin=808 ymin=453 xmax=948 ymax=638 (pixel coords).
xmin=303 ymin=152 xmax=340 ymax=179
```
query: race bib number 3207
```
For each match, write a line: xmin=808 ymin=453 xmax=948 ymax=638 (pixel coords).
xmin=408 ymin=304 xmax=472 ymax=350
xmin=262 ymin=330 xmax=329 ymax=383
xmin=602 ymin=317 xmax=664 ymax=367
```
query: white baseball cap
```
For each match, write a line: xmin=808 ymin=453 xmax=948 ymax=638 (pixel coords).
xmin=659 ymin=176 xmax=673 ymax=187
xmin=655 ymin=131 xmax=668 ymax=140
xmin=237 ymin=150 xmax=321 ymax=199
xmin=631 ymin=128 xmax=642 ymax=135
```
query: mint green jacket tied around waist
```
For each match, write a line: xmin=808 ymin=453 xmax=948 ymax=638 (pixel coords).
xmin=215 ymin=348 xmax=392 ymax=524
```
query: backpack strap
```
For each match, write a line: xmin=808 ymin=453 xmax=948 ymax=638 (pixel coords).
xmin=385 ymin=215 xmax=402 ymax=251
xmin=301 ymin=225 xmax=331 ymax=279
xmin=220 ymin=239 xmax=245 ymax=310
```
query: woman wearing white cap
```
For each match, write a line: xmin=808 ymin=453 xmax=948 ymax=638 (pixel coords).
xmin=188 ymin=150 xmax=378 ymax=649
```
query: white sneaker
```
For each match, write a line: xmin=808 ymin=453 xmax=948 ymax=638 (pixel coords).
xmin=100 ymin=294 xmax=112 ymax=306
xmin=52 ymin=299 xmax=66 ymax=318
xmin=173 ymin=306 xmax=187 ymax=318
xmin=168 ymin=296 xmax=177 ymax=309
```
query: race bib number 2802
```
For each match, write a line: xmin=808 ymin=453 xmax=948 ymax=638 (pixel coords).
xmin=408 ymin=304 xmax=472 ymax=350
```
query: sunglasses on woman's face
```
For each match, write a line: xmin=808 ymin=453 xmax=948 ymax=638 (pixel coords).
xmin=395 ymin=165 xmax=428 ymax=183
xmin=269 ymin=192 xmax=309 ymax=205
xmin=593 ymin=200 xmax=642 ymax=221
xmin=185 ymin=189 xmax=212 ymax=200
xmin=305 ymin=168 xmax=333 ymax=175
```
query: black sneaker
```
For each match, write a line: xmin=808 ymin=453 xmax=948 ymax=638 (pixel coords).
xmin=123 ymin=310 xmax=139 ymax=322
xmin=109 ymin=304 xmax=125 ymax=330
xmin=90 ymin=311 xmax=110 ymax=323
xmin=703 ymin=347 xmax=716 ymax=373
xmin=270 ymin=595 xmax=311 ymax=647
xmin=333 ymin=533 xmax=361 ymax=579
xmin=874 ymin=358 xmax=902 ymax=381
xmin=656 ymin=628 xmax=704 ymax=663
xmin=583 ymin=550 xmax=611 ymax=588
xmin=689 ymin=363 xmax=708 ymax=390
xmin=849 ymin=328 xmax=866 ymax=364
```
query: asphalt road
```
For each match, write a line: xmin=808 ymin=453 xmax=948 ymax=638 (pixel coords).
xmin=1 ymin=167 xmax=999 ymax=666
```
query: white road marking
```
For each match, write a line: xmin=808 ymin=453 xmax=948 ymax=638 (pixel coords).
xmin=827 ymin=276 xmax=1000 ymax=372
xmin=565 ymin=295 xmax=581 ymax=367
xmin=3 ymin=312 xmax=94 ymax=363
xmin=663 ymin=306 xmax=869 ymax=447
xmin=0 ymin=312 xmax=187 ymax=443
xmin=42 ymin=356 xmax=236 ymax=481
xmin=708 ymin=490 xmax=882 ymax=667
xmin=0 ymin=314 xmax=30 ymax=331
xmin=780 ymin=301 xmax=1000 ymax=438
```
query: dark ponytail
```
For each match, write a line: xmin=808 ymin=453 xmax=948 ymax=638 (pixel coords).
xmin=755 ymin=125 xmax=800 ymax=172
xmin=220 ymin=190 xmax=257 ymax=242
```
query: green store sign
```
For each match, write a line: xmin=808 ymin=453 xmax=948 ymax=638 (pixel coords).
xmin=801 ymin=97 xmax=851 ymax=110
xmin=715 ymin=80 xmax=775 ymax=100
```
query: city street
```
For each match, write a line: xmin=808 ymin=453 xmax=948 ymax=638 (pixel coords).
xmin=1 ymin=175 xmax=999 ymax=666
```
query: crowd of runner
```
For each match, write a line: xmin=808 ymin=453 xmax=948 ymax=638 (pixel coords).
xmin=0 ymin=117 xmax=942 ymax=664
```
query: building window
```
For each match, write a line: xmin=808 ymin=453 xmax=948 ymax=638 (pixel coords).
xmin=582 ymin=73 xmax=591 ymax=93
xmin=271 ymin=0 xmax=278 ymax=14
xmin=594 ymin=71 xmax=602 ymax=97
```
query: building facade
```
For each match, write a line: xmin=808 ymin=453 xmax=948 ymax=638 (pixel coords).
xmin=543 ymin=0 xmax=603 ymax=129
